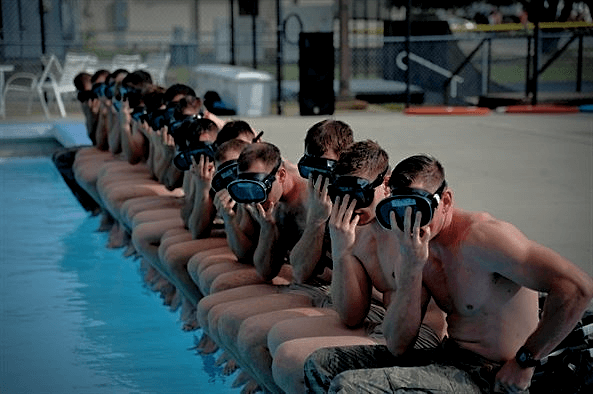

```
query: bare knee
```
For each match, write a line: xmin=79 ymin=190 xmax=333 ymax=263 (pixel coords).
xmin=272 ymin=342 xmax=307 ymax=394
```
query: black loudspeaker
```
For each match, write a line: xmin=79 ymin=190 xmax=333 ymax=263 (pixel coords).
xmin=299 ymin=32 xmax=335 ymax=116
xmin=238 ymin=0 xmax=258 ymax=16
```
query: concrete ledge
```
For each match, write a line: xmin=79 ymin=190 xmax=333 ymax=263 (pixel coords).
xmin=0 ymin=120 xmax=91 ymax=148
xmin=50 ymin=121 xmax=92 ymax=147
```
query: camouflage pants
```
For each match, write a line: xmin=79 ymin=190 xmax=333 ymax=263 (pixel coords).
xmin=304 ymin=338 xmax=523 ymax=394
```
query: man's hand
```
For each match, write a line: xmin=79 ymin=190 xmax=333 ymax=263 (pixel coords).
xmin=90 ymin=98 xmax=100 ymax=115
xmin=306 ymin=174 xmax=332 ymax=225
xmin=390 ymin=208 xmax=431 ymax=274
xmin=246 ymin=202 xmax=276 ymax=229
xmin=493 ymin=358 xmax=533 ymax=393
xmin=328 ymin=195 xmax=359 ymax=260
xmin=213 ymin=189 xmax=236 ymax=220
xmin=189 ymin=154 xmax=214 ymax=191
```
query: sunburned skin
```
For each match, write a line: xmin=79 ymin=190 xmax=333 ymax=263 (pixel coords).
xmin=422 ymin=210 xmax=539 ymax=361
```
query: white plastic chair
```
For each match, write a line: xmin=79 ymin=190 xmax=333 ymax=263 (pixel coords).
xmin=111 ymin=54 xmax=143 ymax=72
xmin=3 ymin=71 xmax=39 ymax=116
xmin=2 ymin=54 xmax=63 ymax=118
xmin=144 ymin=52 xmax=170 ymax=85
xmin=39 ymin=52 xmax=95 ymax=117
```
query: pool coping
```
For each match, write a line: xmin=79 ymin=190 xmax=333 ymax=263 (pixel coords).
xmin=0 ymin=120 xmax=91 ymax=148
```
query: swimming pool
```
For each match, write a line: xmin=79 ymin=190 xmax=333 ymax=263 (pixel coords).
xmin=0 ymin=157 xmax=240 ymax=394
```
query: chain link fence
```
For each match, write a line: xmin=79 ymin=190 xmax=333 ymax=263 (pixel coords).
xmin=0 ymin=0 xmax=591 ymax=117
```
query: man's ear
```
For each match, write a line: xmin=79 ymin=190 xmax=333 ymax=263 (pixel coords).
xmin=277 ymin=166 xmax=287 ymax=183
xmin=441 ymin=188 xmax=453 ymax=212
xmin=382 ymin=174 xmax=391 ymax=197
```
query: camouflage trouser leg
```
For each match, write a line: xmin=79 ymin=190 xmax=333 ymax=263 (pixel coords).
xmin=329 ymin=363 xmax=484 ymax=394
xmin=304 ymin=344 xmax=399 ymax=394
xmin=304 ymin=324 xmax=442 ymax=393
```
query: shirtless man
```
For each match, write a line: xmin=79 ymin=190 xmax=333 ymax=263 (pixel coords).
xmin=192 ymin=121 xmax=355 ymax=392
xmin=305 ymin=154 xmax=593 ymax=393
xmin=190 ymin=142 xmax=317 ymax=387
xmin=268 ymin=141 xmax=445 ymax=394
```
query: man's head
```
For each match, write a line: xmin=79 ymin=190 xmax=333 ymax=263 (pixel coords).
xmin=304 ymin=119 xmax=354 ymax=160
xmin=164 ymin=84 xmax=196 ymax=105
xmin=214 ymin=120 xmax=257 ymax=148
xmin=380 ymin=154 xmax=451 ymax=236
xmin=110 ymin=69 xmax=129 ymax=84
xmin=228 ymin=142 xmax=285 ymax=208
xmin=172 ymin=118 xmax=219 ymax=171
xmin=211 ymin=139 xmax=250 ymax=193
xmin=91 ymin=69 xmax=110 ymax=85
xmin=299 ymin=120 xmax=354 ymax=180
xmin=74 ymin=72 xmax=94 ymax=102
xmin=330 ymin=140 xmax=390 ymax=225
xmin=74 ymin=72 xmax=92 ymax=92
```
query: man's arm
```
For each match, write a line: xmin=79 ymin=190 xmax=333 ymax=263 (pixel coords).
xmin=214 ymin=191 xmax=257 ymax=260
xmin=179 ymin=171 xmax=195 ymax=224
xmin=382 ymin=209 xmax=433 ymax=355
xmin=107 ymin=107 xmax=122 ymax=155
xmin=119 ymin=101 xmax=146 ymax=165
xmin=329 ymin=195 xmax=373 ymax=327
xmin=289 ymin=175 xmax=332 ymax=283
xmin=187 ymin=156 xmax=216 ymax=238
xmin=476 ymin=220 xmax=593 ymax=390
xmin=158 ymin=128 xmax=183 ymax=190
xmin=246 ymin=203 xmax=290 ymax=281
xmin=95 ymin=100 xmax=110 ymax=151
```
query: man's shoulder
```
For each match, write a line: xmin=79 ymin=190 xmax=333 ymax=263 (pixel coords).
xmin=455 ymin=210 xmax=528 ymax=255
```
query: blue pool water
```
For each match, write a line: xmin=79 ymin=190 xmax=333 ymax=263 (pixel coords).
xmin=0 ymin=157 xmax=239 ymax=394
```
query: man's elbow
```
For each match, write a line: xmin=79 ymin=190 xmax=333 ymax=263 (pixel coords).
xmin=385 ymin=336 xmax=412 ymax=358
xmin=337 ymin=308 xmax=365 ymax=330
xmin=578 ymin=275 xmax=593 ymax=305
xmin=291 ymin=264 xmax=309 ymax=285
xmin=256 ymin=264 xmax=278 ymax=282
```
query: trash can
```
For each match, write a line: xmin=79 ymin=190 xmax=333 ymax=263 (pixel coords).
xmin=191 ymin=65 xmax=273 ymax=117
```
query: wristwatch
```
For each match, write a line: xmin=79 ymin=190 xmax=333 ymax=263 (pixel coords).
xmin=515 ymin=346 xmax=541 ymax=368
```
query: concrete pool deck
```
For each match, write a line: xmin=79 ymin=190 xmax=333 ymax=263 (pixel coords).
xmin=1 ymin=110 xmax=592 ymax=279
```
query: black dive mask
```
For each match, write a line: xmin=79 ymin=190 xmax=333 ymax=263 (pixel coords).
xmin=77 ymin=90 xmax=97 ymax=102
xmin=328 ymin=167 xmax=388 ymax=209
xmin=376 ymin=180 xmax=447 ymax=231
xmin=169 ymin=113 xmax=205 ymax=150
xmin=148 ymin=105 xmax=177 ymax=131
xmin=211 ymin=160 xmax=238 ymax=193
xmin=227 ymin=160 xmax=282 ymax=204
xmin=173 ymin=141 xmax=215 ymax=171
xmin=92 ymin=82 xmax=116 ymax=100
xmin=297 ymin=154 xmax=336 ymax=180
xmin=131 ymin=105 xmax=148 ymax=123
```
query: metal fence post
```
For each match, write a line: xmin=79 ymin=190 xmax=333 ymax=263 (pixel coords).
xmin=276 ymin=0 xmax=283 ymax=115
xmin=404 ymin=0 xmax=411 ymax=108
xmin=577 ymin=34 xmax=583 ymax=92
xmin=532 ymin=11 xmax=540 ymax=105
xmin=481 ymin=38 xmax=488 ymax=96
xmin=487 ymin=37 xmax=491 ymax=95
xmin=526 ymin=35 xmax=532 ymax=97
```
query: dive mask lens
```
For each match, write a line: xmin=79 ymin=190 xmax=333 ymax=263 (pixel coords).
xmin=211 ymin=160 xmax=238 ymax=193
xmin=328 ymin=176 xmax=376 ymax=209
xmin=131 ymin=106 xmax=148 ymax=122
xmin=376 ymin=181 xmax=447 ymax=231
xmin=376 ymin=196 xmax=431 ymax=231
xmin=77 ymin=90 xmax=96 ymax=102
xmin=173 ymin=142 xmax=215 ymax=171
xmin=227 ymin=178 xmax=268 ymax=203
xmin=227 ymin=160 xmax=281 ymax=204
xmin=227 ymin=171 xmax=270 ymax=204
xmin=297 ymin=155 xmax=336 ymax=180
